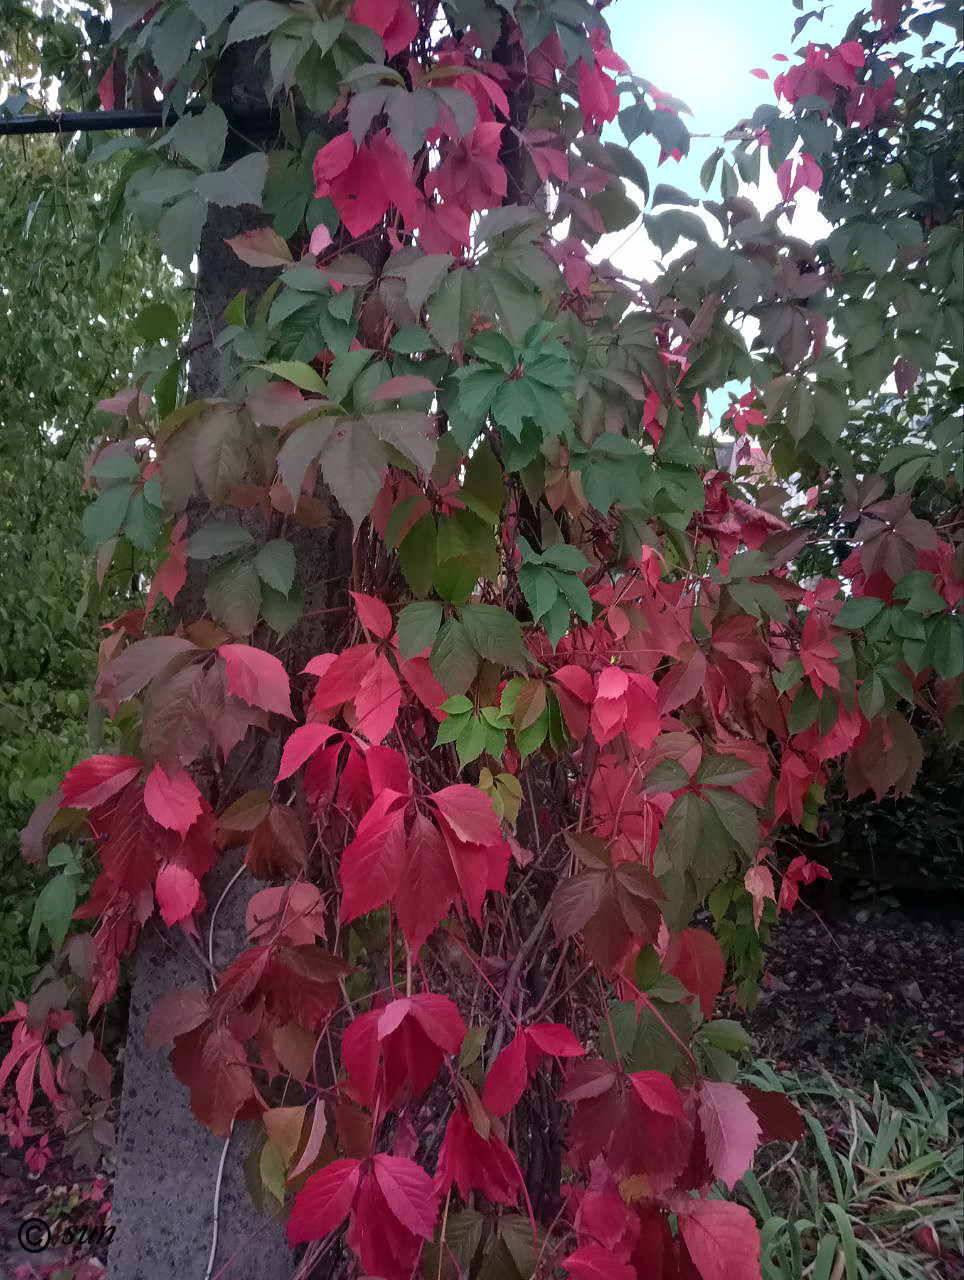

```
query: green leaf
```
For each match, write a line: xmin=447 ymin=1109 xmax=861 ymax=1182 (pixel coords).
xmin=135 ymin=300 xmax=181 ymax=344
xmin=30 ymin=872 xmax=77 ymax=950
xmin=642 ymin=759 xmax=691 ymax=796
xmin=456 ymin=367 xmax=505 ymax=422
xmin=428 ymin=267 xmax=479 ymax=348
xmin=186 ymin=0 xmax=239 ymax=30
xmin=518 ymin=564 xmax=558 ymax=622
xmin=660 ymin=791 xmax=706 ymax=869
xmin=318 ymin=420 xmax=386 ymax=527
xmin=399 ymin=515 xmax=438 ymax=597
xmin=390 ymin=326 xmax=435 ymax=354
xmin=460 ymin=604 xmax=531 ymax=674
xmin=858 ymin=673 xmax=885 ymax=718
xmin=326 ymin=348 xmax=375 ymax=404
xmin=225 ymin=0 xmax=291 ymax=45
xmin=90 ymin=453 xmax=141 ymax=481
xmin=261 ymin=360 xmax=326 ymax=393
xmin=456 ymin=715 xmax=487 ymax=767
xmin=261 ymin=583 xmax=303 ymax=637
xmin=197 ymin=152 xmax=269 ymax=208
xmin=549 ymin=568 xmax=592 ymax=622
xmin=695 ymin=756 xmax=754 ymax=787
xmin=186 ymin=520 xmax=254 ymax=559
xmin=83 ymin=484 xmax=133 ymax=548
xmin=835 ymin=596 xmax=885 ymax=628
xmin=460 ymin=443 xmax=503 ymax=525
xmin=430 ymin=617 xmax=479 ymax=694
xmin=397 ymin=602 xmax=443 ymax=660
xmin=255 ymin=539 xmax=296 ymax=595
xmin=705 ymin=789 xmax=760 ymax=858
xmin=435 ymin=709 xmax=470 ymax=746
xmin=157 ymin=195 xmax=207 ymax=272
xmin=788 ymin=682 xmax=820 ymax=734
xmin=205 ymin=556 xmax=262 ymax=636
xmin=164 ymin=103 xmax=228 ymax=171
xmin=124 ymin=489 xmax=164 ymax=552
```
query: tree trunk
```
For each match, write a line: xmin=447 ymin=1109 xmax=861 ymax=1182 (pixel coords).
xmin=108 ymin=56 xmax=352 ymax=1280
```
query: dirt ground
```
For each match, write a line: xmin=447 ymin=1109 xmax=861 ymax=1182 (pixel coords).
xmin=747 ymin=892 xmax=964 ymax=1076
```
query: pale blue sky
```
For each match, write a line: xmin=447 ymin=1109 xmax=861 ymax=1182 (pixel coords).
xmin=605 ymin=0 xmax=850 ymax=197
xmin=599 ymin=2 xmax=853 ymax=426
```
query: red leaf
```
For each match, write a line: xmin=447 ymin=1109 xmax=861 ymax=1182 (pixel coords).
xmin=219 ymin=643 xmax=292 ymax=717
xmin=245 ymin=883 xmax=326 ymax=945
xmin=669 ymin=928 xmax=725 ymax=1017
xmin=339 ymin=800 xmax=408 ymax=922
xmin=88 ymin=781 xmax=162 ymax=895
xmin=744 ymin=864 xmax=776 ymax=931
xmin=738 ymin=1085 xmax=804 ymax=1144
xmin=171 ymin=1024 xmax=255 ymax=1136
xmin=435 ymin=1107 xmax=522 ymax=1204
xmin=561 ymin=1058 xmax=619 ymax=1104
xmin=61 ymin=755 xmax=143 ymax=811
xmin=372 ymin=1153 xmax=439 ymax=1237
xmin=143 ymin=763 xmax=203 ymax=837
xmin=629 ymin=1071 xmax=684 ymax=1120
xmin=698 ymin=1080 xmax=761 ymax=1189
xmin=96 ymin=61 xmax=116 ymax=109
xmin=353 ymin=652 xmax=401 ymax=741
xmin=347 ymin=1165 xmax=426 ymax=1280
xmin=352 ymin=0 xmax=418 ymax=58
xmin=574 ymin=1165 xmax=639 ymax=1255
xmin=341 ymin=1008 xmax=381 ymax=1108
xmin=750 ymin=68 xmax=770 ymax=79
xmin=276 ymin=723 xmax=340 ymax=781
xmin=401 ymin=992 xmax=466 ymax=1052
xmin=287 ymin=1158 xmax=361 ymax=1244
xmin=20 ymin=791 xmax=63 ymax=865
xmin=482 ymin=1031 xmax=528 ymax=1115
xmin=350 ymin=590 xmax=393 ymax=640
xmin=526 ymin=1023 xmax=586 ymax=1059
xmin=155 ymin=863 xmax=202 ymax=927
xmin=677 ymin=1198 xmax=761 ymax=1280
xmin=392 ymin=811 xmax=459 ymax=952
xmin=245 ymin=803 xmax=309 ymax=879
xmin=145 ymin=988 xmax=210 ymax=1052
xmin=430 ymin=784 xmax=502 ymax=846
xmin=146 ymin=516 xmax=188 ymax=617
xmin=343 ymin=994 xmax=463 ymax=1110
xmin=563 ymin=1245 xmax=636 ymax=1280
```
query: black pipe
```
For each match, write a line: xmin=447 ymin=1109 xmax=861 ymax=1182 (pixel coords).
xmin=0 ymin=104 xmax=275 ymax=138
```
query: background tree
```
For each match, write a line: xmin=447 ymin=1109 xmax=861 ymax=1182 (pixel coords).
xmin=0 ymin=132 xmax=187 ymax=1003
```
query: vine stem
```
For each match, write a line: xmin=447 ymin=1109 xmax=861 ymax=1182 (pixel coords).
xmin=486 ymin=896 xmax=554 ymax=1066
xmin=207 ymin=862 xmax=247 ymax=986
xmin=203 ymin=1120 xmax=234 ymax=1280
xmin=435 ymin=1186 xmax=452 ymax=1280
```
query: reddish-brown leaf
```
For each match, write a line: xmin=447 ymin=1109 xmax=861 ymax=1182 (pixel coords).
xmin=219 ymin=643 xmax=292 ymax=717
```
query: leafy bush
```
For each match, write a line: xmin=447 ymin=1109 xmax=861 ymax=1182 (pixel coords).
xmin=0 ymin=138 xmax=185 ymax=1002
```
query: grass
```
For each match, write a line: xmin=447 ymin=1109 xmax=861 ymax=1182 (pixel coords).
xmin=738 ymin=1055 xmax=963 ymax=1279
